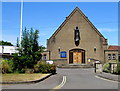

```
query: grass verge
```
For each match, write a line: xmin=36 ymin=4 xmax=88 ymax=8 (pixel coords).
xmin=2 ymin=73 xmax=49 ymax=82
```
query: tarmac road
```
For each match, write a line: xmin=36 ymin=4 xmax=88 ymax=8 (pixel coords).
xmin=2 ymin=68 xmax=118 ymax=90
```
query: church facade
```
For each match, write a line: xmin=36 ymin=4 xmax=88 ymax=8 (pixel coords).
xmin=42 ymin=7 xmax=119 ymax=65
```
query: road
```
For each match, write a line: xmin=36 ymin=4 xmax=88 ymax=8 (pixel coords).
xmin=2 ymin=68 xmax=118 ymax=90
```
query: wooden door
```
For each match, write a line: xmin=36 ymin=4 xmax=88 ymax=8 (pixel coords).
xmin=73 ymin=52 xmax=82 ymax=64
xmin=69 ymin=49 xmax=85 ymax=64
xmin=69 ymin=51 xmax=73 ymax=64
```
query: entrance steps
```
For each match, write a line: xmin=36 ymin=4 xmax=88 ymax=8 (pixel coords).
xmin=57 ymin=64 xmax=94 ymax=68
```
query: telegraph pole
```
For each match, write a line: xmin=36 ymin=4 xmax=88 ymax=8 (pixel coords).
xmin=19 ymin=0 xmax=23 ymax=46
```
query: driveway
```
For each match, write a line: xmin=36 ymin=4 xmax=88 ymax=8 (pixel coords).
xmin=2 ymin=68 xmax=118 ymax=90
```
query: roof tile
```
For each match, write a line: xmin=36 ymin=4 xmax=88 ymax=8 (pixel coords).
xmin=108 ymin=45 xmax=120 ymax=51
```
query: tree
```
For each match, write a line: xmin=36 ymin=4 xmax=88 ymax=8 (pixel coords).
xmin=39 ymin=45 xmax=46 ymax=52
xmin=0 ymin=41 xmax=13 ymax=46
xmin=13 ymin=28 xmax=42 ymax=71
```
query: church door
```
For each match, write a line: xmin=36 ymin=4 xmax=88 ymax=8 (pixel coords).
xmin=69 ymin=49 xmax=85 ymax=64
xmin=73 ymin=52 xmax=82 ymax=64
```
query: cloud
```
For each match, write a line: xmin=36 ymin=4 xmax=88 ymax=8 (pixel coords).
xmin=39 ymin=32 xmax=47 ymax=36
xmin=98 ymin=28 xmax=117 ymax=32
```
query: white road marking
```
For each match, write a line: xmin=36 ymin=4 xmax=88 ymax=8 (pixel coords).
xmin=52 ymin=76 xmax=67 ymax=90
xmin=95 ymin=76 xmax=119 ymax=83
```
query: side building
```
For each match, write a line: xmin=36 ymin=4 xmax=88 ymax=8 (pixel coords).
xmin=105 ymin=46 xmax=120 ymax=62
xmin=0 ymin=45 xmax=18 ymax=59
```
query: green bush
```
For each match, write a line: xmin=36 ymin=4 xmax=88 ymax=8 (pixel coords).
xmin=25 ymin=68 xmax=34 ymax=74
xmin=34 ymin=61 xmax=56 ymax=74
xmin=103 ymin=60 xmax=120 ymax=74
xmin=1 ymin=59 xmax=14 ymax=74
xmin=13 ymin=68 xmax=25 ymax=74
xmin=103 ymin=63 xmax=110 ymax=73
xmin=114 ymin=62 xmax=120 ymax=74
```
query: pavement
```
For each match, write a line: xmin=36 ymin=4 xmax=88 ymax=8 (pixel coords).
xmin=2 ymin=68 xmax=119 ymax=90
xmin=96 ymin=72 xmax=120 ymax=82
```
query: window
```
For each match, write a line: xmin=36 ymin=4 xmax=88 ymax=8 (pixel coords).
xmin=44 ymin=54 xmax=47 ymax=60
xmin=60 ymin=51 xmax=67 ymax=58
xmin=94 ymin=47 xmax=96 ymax=53
xmin=108 ymin=54 xmax=111 ymax=60
xmin=112 ymin=54 xmax=116 ymax=60
xmin=118 ymin=54 xmax=120 ymax=62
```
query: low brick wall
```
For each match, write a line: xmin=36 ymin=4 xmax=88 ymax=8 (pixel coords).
xmin=53 ymin=59 xmax=67 ymax=66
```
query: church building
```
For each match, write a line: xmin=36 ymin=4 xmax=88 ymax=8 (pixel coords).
xmin=42 ymin=7 xmax=119 ymax=65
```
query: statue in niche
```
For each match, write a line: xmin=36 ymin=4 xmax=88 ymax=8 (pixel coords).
xmin=74 ymin=27 xmax=80 ymax=46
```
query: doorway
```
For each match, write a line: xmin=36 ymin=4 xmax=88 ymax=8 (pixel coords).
xmin=69 ymin=49 xmax=85 ymax=64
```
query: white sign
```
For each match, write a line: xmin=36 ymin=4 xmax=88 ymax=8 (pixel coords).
xmin=95 ymin=61 xmax=100 ymax=63
xmin=46 ymin=60 xmax=53 ymax=64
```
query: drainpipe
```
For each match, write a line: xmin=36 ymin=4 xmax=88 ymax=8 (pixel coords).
xmin=49 ymin=51 xmax=50 ymax=60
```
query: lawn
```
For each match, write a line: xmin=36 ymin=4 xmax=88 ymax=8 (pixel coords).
xmin=2 ymin=73 xmax=49 ymax=82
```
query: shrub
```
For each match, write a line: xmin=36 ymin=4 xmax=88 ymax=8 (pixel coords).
xmin=13 ymin=68 xmax=25 ymax=74
xmin=114 ymin=62 xmax=120 ymax=74
xmin=25 ymin=68 xmax=34 ymax=74
xmin=103 ymin=60 xmax=120 ymax=74
xmin=103 ymin=63 xmax=110 ymax=73
xmin=1 ymin=59 xmax=14 ymax=74
xmin=34 ymin=61 xmax=56 ymax=74
xmin=49 ymin=64 xmax=56 ymax=74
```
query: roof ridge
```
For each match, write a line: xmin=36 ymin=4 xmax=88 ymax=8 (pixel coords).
xmin=76 ymin=7 xmax=106 ymax=39
xmin=49 ymin=7 xmax=78 ymax=40
xmin=48 ymin=6 xmax=106 ymax=40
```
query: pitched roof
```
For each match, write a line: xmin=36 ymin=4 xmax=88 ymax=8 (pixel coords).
xmin=49 ymin=6 xmax=106 ymax=40
xmin=108 ymin=45 xmax=120 ymax=51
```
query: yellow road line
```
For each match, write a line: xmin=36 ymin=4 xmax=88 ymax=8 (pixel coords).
xmin=51 ymin=76 xmax=66 ymax=91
